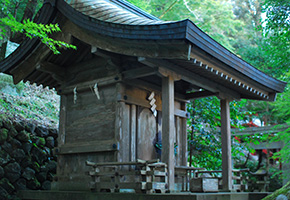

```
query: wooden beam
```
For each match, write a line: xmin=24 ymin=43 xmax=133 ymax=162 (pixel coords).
xmin=36 ymin=62 xmax=64 ymax=75
xmin=91 ymin=46 xmax=122 ymax=61
xmin=161 ymin=75 xmax=175 ymax=191
xmin=60 ymin=74 xmax=121 ymax=94
xmin=174 ymin=108 xmax=188 ymax=118
xmin=186 ymin=90 xmax=217 ymax=100
xmin=125 ymin=78 xmax=188 ymax=103
xmin=36 ymin=61 xmax=65 ymax=83
xmin=68 ymin=57 xmax=108 ymax=74
xmin=268 ymin=92 xmax=277 ymax=101
xmin=117 ymin=92 xmax=188 ymax=118
xmin=55 ymin=139 xmax=119 ymax=154
xmin=220 ymin=99 xmax=233 ymax=192
xmin=138 ymin=57 xmax=240 ymax=100
xmin=158 ymin=67 xmax=181 ymax=81
xmin=249 ymin=141 xmax=283 ymax=150
xmin=11 ymin=45 xmax=51 ymax=84
xmin=122 ymin=67 xmax=158 ymax=79
xmin=231 ymin=124 xmax=288 ymax=136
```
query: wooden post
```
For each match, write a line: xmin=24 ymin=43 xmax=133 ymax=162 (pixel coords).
xmin=130 ymin=105 xmax=137 ymax=162
xmin=181 ymin=103 xmax=188 ymax=166
xmin=58 ymin=95 xmax=67 ymax=146
xmin=162 ymin=75 xmax=175 ymax=191
xmin=220 ymin=98 xmax=232 ymax=192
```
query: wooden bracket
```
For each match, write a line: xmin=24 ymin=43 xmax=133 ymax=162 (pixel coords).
xmin=217 ymin=92 xmax=237 ymax=101
xmin=36 ymin=61 xmax=65 ymax=83
xmin=138 ymin=57 xmax=180 ymax=81
xmin=158 ymin=67 xmax=181 ymax=81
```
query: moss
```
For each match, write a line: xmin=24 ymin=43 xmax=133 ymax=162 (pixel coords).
xmin=0 ymin=128 xmax=8 ymax=144
xmin=37 ymin=137 xmax=46 ymax=147
xmin=263 ymin=181 xmax=290 ymax=200
xmin=27 ymin=178 xmax=41 ymax=190
xmin=31 ymin=162 xmax=40 ymax=173
xmin=0 ymin=178 xmax=15 ymax=193
xmin=16 ymin=130 xmax=30 ymax=142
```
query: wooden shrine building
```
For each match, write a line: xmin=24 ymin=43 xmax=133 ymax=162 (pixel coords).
xmin=0 ymin=0 xmax=287 ymax=199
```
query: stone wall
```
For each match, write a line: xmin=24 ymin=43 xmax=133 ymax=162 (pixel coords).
xmin=0 ymin=119 xmax=58 ymax=200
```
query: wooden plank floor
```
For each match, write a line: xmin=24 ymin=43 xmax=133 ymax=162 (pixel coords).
xmin=18 ymin=191 xmax=269 ymax=200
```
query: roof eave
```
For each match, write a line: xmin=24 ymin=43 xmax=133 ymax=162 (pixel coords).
xmin=184 ymin=20 xmax=286 ymax=93
xmin=0 ymin=0 xmax=286 ymax=99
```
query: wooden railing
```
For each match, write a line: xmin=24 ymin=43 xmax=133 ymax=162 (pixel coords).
xmin=194 ymin=168 xmax=250 ymax=192
xmin=175 ymin=166 xmax=205 ymax=192
xmin=86 ymin=159 xmax=168 ymax=193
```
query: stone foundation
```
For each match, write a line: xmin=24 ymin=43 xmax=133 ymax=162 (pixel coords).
xmin=0 ymin=119 xmax=58 ymax=200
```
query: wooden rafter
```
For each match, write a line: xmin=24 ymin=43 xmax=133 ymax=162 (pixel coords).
xmin=139 ymin=57 xmax=241 ymax=100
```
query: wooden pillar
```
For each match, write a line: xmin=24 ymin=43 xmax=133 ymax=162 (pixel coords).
xmin=162 ymin=75 xmax=175 ymax=191
xmin=181 ymin=103 xmax=188 ymax=166
xmin=220 ymin=98 xmax=232 ymax=191
xmin=58 ymin=95 xmax=67 ymax=146
xmin=130 ymin=105 xmax=137 ymax=162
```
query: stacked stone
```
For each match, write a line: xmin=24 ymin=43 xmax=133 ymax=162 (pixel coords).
xmin=0 ymin=119 xmax=58 ymax=200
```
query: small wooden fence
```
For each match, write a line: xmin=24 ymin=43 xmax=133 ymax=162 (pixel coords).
xmin=86 ymin=159 xmax=256 ymax=193
xmin=194 ymin=169 xmax=250 ymax=192
xmin=86 ymin=159 xmax=168 ymax=193
xmin=175 ymin=166 xmax=205 ymax=192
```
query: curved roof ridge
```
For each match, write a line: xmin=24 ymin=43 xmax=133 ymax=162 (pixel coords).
xmin=64 ymin=0 xmax=167 ymax=25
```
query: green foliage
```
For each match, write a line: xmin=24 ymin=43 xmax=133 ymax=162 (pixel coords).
xmin=125 ymin=0 xmax=151 ymax=13
xmin=264 ymin=0 xmax=290 ymax=34
xmin=270 ymin=88 xmax=290 ymax=124
xmin=268 ymin=166 xmax=283 ymax=191
xmin=188 ymin=122 xmax=222 ymax=170
xmin=128 ymin=0 xmax=245 ymax=52
xmin=0 ymin=74 xmax=59 ymax=128
xmin=271 ymin=126 xmax=290 ymax=164
xmin=0 ymin=0 xmax=76 ymax=54
xmin=0 ymin=17 xmax=76 ymax=54
xmin=187 ymin=97 xmax=250 ymax=170
xmin=260 ymin=0 xmax=290 ymax=78
xmin=182 ymin=0 xmax=244 ymax=52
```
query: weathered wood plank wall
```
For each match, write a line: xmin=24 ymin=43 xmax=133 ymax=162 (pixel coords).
xmin=54 ymin=56 xmax=120 ymax=190
xmin=117 ymin=83 xmax=187 ymax=167
xmin=54 ymin=75 xmax=187 ymax=191
xmin=55 ymin=84 xmax=118 ymax=190
xmin=65 ymin=86 xmax=116 ymax=143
